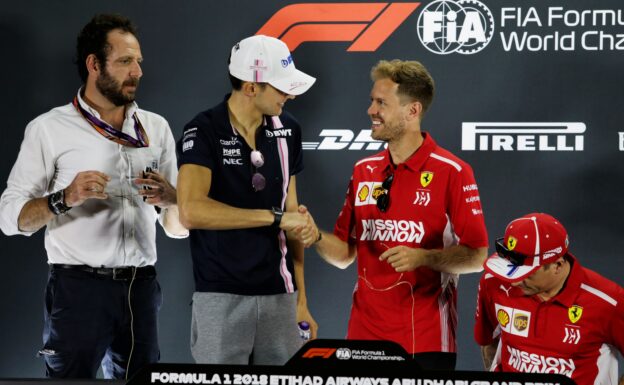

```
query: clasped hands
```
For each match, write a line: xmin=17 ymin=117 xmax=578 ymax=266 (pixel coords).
xmin=64 ymin=169 xmax=176 ymax=208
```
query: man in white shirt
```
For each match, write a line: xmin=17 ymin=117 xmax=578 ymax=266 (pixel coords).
xmin=0 ymin=14 xmax=186 ymax=380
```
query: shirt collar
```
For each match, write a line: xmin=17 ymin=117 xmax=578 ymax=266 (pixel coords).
xmin=219 ymin=93 xmax=272 ymax=137
xmin=76 ymin=87 xmax=139 ymax=121
xmin=379 ymin=131 xmax=438 ymax=173
xmin=551 ymin=254 xmax=583 ymax=307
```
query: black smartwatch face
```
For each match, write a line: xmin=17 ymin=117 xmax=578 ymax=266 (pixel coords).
xmin=49 ymin=190 xmax=69 ymax=215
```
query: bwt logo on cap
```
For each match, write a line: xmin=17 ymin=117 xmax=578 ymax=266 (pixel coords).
xmin=417 ymin=0 xmax=495 ymax=55
xmin=462 ymin=122 xmax=586 ymax=151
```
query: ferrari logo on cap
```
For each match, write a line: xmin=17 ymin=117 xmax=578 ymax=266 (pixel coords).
xmin=568 ymin=305 xmax=583 ymax=323
xmin=420 ymin=171 xmax=433 ymax=187
xmin=507 ymin=236 xmax=517 ymax=250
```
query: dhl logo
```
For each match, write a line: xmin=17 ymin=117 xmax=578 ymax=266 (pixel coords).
xmin=257 ymin=2 xmax=420 ymax=51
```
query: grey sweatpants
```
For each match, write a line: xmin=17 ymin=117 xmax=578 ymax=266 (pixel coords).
xmin=190 ymin=291 xmax=302 ymax=365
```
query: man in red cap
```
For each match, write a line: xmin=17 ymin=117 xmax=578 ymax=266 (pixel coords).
xmin=474 ymin=213 xmax=624 ymax=385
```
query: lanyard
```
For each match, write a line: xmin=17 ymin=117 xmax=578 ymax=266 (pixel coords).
xmin=73 ymin=97 xmax=149 ymax=148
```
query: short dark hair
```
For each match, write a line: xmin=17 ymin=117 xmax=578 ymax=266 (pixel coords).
xmin=229 ymin=74 xmax=243 ymax=91
xmin=371 ymin=59 xmax=435 ymax=115
xmin=75 ymin=14 xmax=137 ymax=82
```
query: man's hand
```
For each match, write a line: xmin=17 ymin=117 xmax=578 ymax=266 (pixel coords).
xmin=280 ymin=208 xmax=315 ymax=235
xmin=296 ymin=303 xmax=319 ymax=340
xmin=379 ymin=246 xmax=429 ymax=272
xmin=64 ymin=170 xmax=111 ymax=207
xmin=135 ymin=170 xmax=177 ymax=208
xmin=293 ymin=205 xmax=320 ymax=247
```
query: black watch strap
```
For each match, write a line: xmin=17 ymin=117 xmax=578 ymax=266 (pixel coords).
xmin=48 ymin=190 xmax=71 ymax=215
xmin=315 ymin=230 xmax=323 ymax=243
xmin=271 ymin=206 xmax=283 ymax=228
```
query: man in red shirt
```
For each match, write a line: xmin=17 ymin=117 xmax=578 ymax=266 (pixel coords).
xmin=475 ymin=213 xmax=624 ymax=385
xmin=298 ymin=60 xmax=488 ymax=370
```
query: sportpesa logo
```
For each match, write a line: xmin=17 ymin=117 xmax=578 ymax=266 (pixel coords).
xmin=417 ymin=0 xmax=495 ymax=55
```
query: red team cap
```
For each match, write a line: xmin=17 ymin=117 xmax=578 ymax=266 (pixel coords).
xmin=485 ymin=213 xmax=570 ymax=282
xmin=228 ymin=35 xmax=316 ymax=96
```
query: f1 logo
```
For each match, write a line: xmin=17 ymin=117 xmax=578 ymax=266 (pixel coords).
xmin=257 ymin=3 xmax=420 ymax=51
xmin=302 ymin=348 xmax=337 ymax=358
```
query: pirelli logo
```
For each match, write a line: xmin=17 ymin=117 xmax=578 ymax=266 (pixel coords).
xmin=256 ymin=3 xmax=420 ymax=51
xmin=462 ymin=122 xmax=586 ymax=151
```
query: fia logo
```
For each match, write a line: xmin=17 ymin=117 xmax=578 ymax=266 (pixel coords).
xmin=417 ymin=0 xmax=495 ymax=55
xmin=336 ymin=348 xmax=352 ymax=360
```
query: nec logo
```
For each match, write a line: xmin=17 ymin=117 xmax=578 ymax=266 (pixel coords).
xmin=257 ymin=3 xmax=420 ymax=51
xmin=302 ymin=348 xmax=337 ymax=358
xmin=223 ymin=158 xmax=243 ymax=165
xmin=462 ymin=122 xmax=586 ymax=151
xmin=303 ymin=129 xmax=386 ymax=151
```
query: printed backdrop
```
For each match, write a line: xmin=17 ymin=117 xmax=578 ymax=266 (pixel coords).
xmin=1 ymin=0 xmax=623 ymax=377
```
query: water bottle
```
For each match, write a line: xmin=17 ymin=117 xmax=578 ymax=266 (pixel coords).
xmin=298 ymin=321 xmax=311 ymax=340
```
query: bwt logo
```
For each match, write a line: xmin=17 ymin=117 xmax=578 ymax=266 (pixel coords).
xmin=417 ymin=0 xmax=495 ymax=55
xmin=462 ymin=122 xmax=586 ymax=151
xmin=302 ymin=348 xmax=337 ymax=358
xmin=303 ymin=129 xmax=386 ymax=151
xmin=256 ymin=3 xmax=419 ymax=51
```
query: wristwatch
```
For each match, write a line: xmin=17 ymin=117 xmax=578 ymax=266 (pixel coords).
xmin=47 ymin=190 xmax=71 ymax=215
xmin=271 ymin=206 xmax=283 ymax=228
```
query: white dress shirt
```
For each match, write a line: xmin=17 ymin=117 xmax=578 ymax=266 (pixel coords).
xmin=0 ymin=90 xmax=182 ymax=267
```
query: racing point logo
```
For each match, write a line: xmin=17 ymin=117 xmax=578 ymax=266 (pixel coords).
xmin=417 ymin=0 xmax=494 ymax=54
xmin=256 ymin=3 xmax=420 ymax=51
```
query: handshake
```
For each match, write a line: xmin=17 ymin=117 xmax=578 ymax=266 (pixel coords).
xmin=280 ymin=205 xmax=320 ymax=248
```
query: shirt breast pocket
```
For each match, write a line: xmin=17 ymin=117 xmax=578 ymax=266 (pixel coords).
xmin=124 ymin=145 xmax=163 ymax=177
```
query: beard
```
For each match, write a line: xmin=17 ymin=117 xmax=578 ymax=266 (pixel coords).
xmin=96 ymin=67 xmax=139 ymax=107
xmin=370 ymin=116 xmax=406 ymax=142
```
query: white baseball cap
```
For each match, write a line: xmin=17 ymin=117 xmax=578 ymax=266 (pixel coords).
xmin=228 ymin=35 xmax=316 ymax=96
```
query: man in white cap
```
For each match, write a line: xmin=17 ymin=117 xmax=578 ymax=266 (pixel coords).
xmin=474 ymin=213 xmax=624 ymax=385
xmin=176 ymin=35 xmax=317 ymax=365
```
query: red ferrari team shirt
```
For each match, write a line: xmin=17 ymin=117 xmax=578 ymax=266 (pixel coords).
xmin=334 ymin=133 xmax=488 ymax=354
xmin=474 ymin=255 xmax=624 ymax=385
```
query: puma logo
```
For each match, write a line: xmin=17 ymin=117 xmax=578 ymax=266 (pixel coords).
xmin=500 ymin=285 xmax=512 ymax=296
xmin=366 ymin=165 xmax=377 ymax=173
